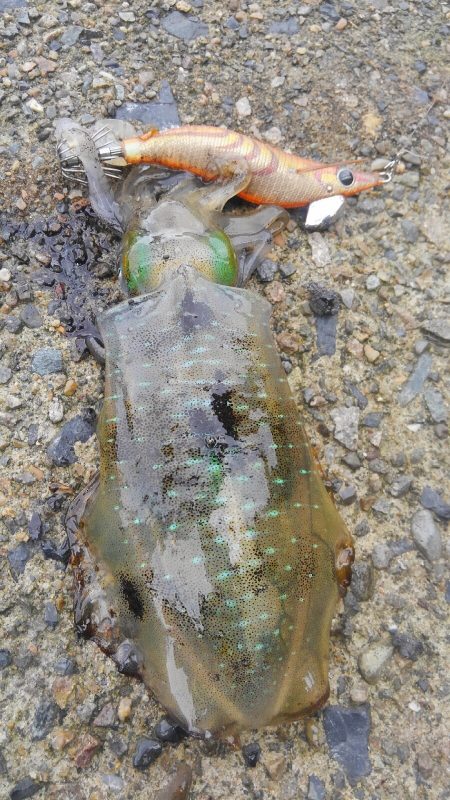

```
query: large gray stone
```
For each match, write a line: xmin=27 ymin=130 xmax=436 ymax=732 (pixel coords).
xmin=116 ymin=81 xmax=180 ymax=128
xmin=397 ymin=353 xmax=432 ymax=406
xmin=161 ymin=10 xmax=208 ymax=41
xmin=323 ymin=704 xmax=371 ymax=785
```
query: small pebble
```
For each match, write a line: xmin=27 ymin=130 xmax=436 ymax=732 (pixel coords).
xmin=235 ymin=96 xmax=252 ymax=117
xmin=0 ymin=366 xmax=12 ymax=385
xmin=257 ymin=258 xmax=277 ymax=282
xmin=31 ymin=348 xmax=63 ymax=376
xmin=63 ymin=378 xmax=78 ymax=397
xmin=118 ymin=697 xmax=132 ymax=723
xmin=424 ymin=387 xmax=447 ymax=423
xmin=265 ymin=281 xmax=286 ymax=303
xmin=19 ymin=304 xmax=43 ymax=329
xmin=242 ymin=741 xmax=261 ymax=768
xmin=420 ymin=486 xmax=450 ymax=521
xmin=372 ymin=543 xmax=392 ymax=569
xmin=340 ymin=288 xmax=356 ymax=309
xmin=330 ymin=406 xmax=360 ymax=451
xmin=421 ymin=318 xmax=450 ymax=346
xmin=278 ymin=261 xmax=296 ymax=278
xmin=0 ymin=649 xmax=12 ymax=670
xmin=154 ymin=716 xmax=184 ymax=743
xmin=48 ymin=398 xmax=64 ymax=423
xmin=392 ymin=631 xmax=424 ymax=661
xmin=411 ymin=508 xmax=442 ymax=562
xmin=307 ymin=775 xmax=326 ymax=800
xmin=47 ymin=411 xmax=96 ymax=466
xmin=414 ymin=339 xmax=428 ymax=355
xmin=264 ymin=751 xmax=286 ymax=780
xmin=350 ymin=562 xmax=374 ymax=601
xmin=350 ymin=684 xmax=369 ymax=705
xmin=398 ymin=353 xmax=432 ymax=407
xmin=9 ymin=777 xmax=43 ymax=800
xmin=358 ymin=642 xmax=394 ymax=684
xmin=390 ymin=475 xmax=413 ymax=498
xmin=93 ymin=703 xmax=116 ymax=728
xmin=366 ymin=274 xmax=380 ymax=291
xmin=31 ymin=698 xmax=64 ymax=741
xmin=343 ymin=452 xmax=361 ymax=471
xmin=8 ymin=544 xmax=30 ymax=577
xmin=101 ymin=774 xmax=125 ymax=792
xmin=401 ymin=219 xmax=419 ymax=243
xmin=54 ymin=657 xmax=77 ymax=676
xmin=118 ymin=10 xmax=135 ymax=22
xmin=156 ymin=763 xmax=192 ymax=800
xmin=309 ymin=233 xmax=331 ymax=267
xmin=75 ymin=735 xmax=102 ymax=768
xmin=364 ymin=344 xmax=380 ymax=363
xmin=338 ymin=484 xmax=357 ymax=505
xmin=132 ymin=737 xmax=163 ymax=770
xmin=161 ymin=10 xmax=208 ymax=41
xmin=44 ymin=602 xmax=58 ymax=629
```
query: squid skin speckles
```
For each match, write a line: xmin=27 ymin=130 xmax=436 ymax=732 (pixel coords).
xmin=63 ymin=122 xmax=354 ymax=738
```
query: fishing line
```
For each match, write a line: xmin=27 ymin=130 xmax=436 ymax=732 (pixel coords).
xmin=379 ymin=98 xmax=438 ymax=182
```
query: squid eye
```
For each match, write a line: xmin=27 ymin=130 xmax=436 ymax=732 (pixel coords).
xmin=337 ymin=168 xmax=355 ymax=187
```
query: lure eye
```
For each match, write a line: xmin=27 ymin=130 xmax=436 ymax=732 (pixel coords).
xmin=337 ymin=168 xmax=355 ymax=187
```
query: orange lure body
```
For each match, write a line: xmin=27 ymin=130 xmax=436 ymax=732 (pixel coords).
xmin=120 ymin=125 xmax=383 ymax=208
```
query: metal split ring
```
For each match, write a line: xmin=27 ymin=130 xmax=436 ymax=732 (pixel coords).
xmin=378 ymin=158 xmax=398 ymax=184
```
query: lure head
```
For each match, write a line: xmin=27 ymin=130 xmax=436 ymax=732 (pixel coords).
xmin=317 ymin=164 xmax=384 ymax=200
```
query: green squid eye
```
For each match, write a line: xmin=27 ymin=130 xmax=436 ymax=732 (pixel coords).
xmin=337 ymin=168 xmax=355 ymax=187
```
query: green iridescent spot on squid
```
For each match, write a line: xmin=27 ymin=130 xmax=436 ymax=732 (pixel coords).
xmin=216 ymin=570 xmax=232 ymax=581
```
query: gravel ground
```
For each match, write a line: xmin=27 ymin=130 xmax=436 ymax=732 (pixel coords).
xmin=0 ymin=1 xmax=449 ymax=799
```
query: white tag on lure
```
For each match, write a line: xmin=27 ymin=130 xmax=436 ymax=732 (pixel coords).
xmin=304 ymin=195 xmax=345 ymax=230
